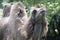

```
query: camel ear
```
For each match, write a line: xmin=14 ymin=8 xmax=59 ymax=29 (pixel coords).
xmin=2 ymin=2 xmax=7 ymax=7
xmin=2 ymin=2 xmax=11 ymax=7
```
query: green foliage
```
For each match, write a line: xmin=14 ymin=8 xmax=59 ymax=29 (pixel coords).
xmin=0 ymin=0 xmax=3 ymax=8
xmin=46 ymin=2 xmax=60 ymax=22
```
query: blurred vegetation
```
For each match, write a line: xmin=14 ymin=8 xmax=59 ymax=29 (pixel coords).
xmin=0 ymin=0 xmax=60 ymax=40
xmin=46 ymin=9 xmax=60 ymax=40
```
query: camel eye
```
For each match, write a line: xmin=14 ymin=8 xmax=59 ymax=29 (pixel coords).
xmin=20 ymin=10 xmax=23 ymax=13
xmin=18 ymin=10 xmax=24 ymax=17
xmin=32 ymin=10 xmax=37 ymax=15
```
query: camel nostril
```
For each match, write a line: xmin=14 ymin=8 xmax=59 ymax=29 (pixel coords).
xmin=40 ymin=10 xmax=45 ymax=13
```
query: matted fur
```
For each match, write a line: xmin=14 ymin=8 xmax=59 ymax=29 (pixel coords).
xmin=30 ymin=4 xmax=48 ymax=40
xmin=0 ymin=2 xmax=28 ymax=40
